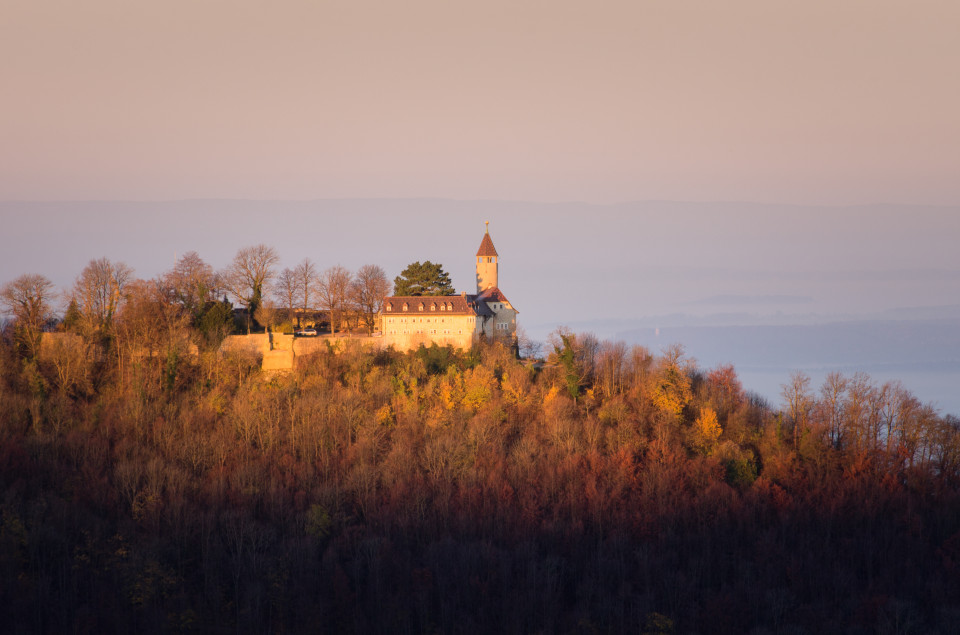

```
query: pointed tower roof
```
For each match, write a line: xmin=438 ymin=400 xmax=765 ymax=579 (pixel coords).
xmin=476 ymin=221 xmax=499 ymax=257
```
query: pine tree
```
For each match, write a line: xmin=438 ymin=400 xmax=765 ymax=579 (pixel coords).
xmin=393 ymin=261 xmax=454 ymax=296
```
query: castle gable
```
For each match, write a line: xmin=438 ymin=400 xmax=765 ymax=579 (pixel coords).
xmin=476 ymin=286 xmax=517 ymax=312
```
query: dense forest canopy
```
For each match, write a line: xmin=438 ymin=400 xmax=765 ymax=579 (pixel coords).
xmin=1 ymin=250 xmax=959 ymax=633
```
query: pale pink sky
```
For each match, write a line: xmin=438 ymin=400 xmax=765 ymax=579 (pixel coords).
xmin=1 ymin=0 xmax=958 ymax=204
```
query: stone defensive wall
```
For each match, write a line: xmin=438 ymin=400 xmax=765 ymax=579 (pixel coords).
xmin=39 ymin=332 xmax=475 ymax=374
xmin=220 ymin=332 xmax=480 ymax=370
xmin=220 ymin=333 xmax=391 ymax=371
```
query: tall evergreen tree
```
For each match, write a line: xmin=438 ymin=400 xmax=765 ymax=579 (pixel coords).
xmin=393 ymin=261 xmax=454 ymax=296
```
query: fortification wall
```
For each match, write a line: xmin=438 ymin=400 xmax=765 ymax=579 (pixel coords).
xmin=39 ymin=329 xmax=479 ymax=376
xmin=220 ymin=333 xmax=269 ymax=356
xmin=220 ymin=333 xmax=387 ymax=370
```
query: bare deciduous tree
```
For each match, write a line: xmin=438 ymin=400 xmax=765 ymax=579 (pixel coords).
xmin=1 ymin=273 xmax=57 ymax=360
xmin=161 ymin=252 xmax=233 ymax=348
xmin=40 ymin=332 xmax=91 ymax=397
xmin=818 ymin=371 xmax=848 ymax=449
xmin=254 ymin=300 xmax=282 ymax=332
xmin=595 ymin=340 xmax=627 ymax=398
xmin=294 ymin=258 xmax=318 ymax=328
xmin=316 ymin=265 xmax=352 ymax=335
xmin=222 ymin=245 xmax=279 ymax=333
xmin=117 ymin=278 xmax=189 ymax=359
xmin=164 ymin=251 xmax=220 ymax=319
xmin=516 ymin=326 xmax=543 ymax=360
xmin=349 ymin=264 xmax=391 ymax=333
xmin=782 ymin=370 xmax=813 ymax=448
xmin=844 ymin=371 xmax=875 ymax=454
xmin=273 ymin=268 xmax=298 ymax=327
xmin=72 ymin=258 xmax=133 ymax=337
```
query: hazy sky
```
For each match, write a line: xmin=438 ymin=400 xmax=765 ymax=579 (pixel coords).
xmin=2 ymin=0 xmax=959 ymax=204
xmin=3 ymin=199 xmax=958 ymax=329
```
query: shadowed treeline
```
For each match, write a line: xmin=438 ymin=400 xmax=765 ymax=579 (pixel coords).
xmin=1 ymin=313 xmax=960 ymax=633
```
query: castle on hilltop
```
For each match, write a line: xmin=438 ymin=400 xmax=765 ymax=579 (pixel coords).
xmin=380 ymin=223 xmax=518 ymax=351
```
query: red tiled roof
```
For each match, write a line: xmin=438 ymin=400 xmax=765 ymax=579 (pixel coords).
xmin=476 ymin=287 xmax=517 ymax=312
xmin=476 ymin=231 xmax=499 ymax=257
xmin=476 ymin=287 xmax=504 ymax=301
xmin=382 ymin=294 xmax=494 ymax=317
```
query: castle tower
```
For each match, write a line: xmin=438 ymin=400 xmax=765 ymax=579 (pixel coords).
xmin=475 ymin=221 xmax=499 ymax=293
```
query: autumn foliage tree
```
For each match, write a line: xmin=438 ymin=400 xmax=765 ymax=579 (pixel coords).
xmin=2 ymin=254 xmax=960 ymax=634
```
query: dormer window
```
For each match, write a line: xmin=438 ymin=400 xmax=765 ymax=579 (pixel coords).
xmin=386 ymin=304 xmax=392 ymax=311
xmin=402 ymin=303 xmax=408 ymax=311
xmin=418 ymin=304 xmax=424 ymax=311
xmin=431 ymin=304 xmax=436 ymax=311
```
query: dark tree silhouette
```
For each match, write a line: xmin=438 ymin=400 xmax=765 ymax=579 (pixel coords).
xmin=393 ymin=261 xmax=454 ymax=296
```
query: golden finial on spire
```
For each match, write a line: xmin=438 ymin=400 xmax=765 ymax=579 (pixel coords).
xmin=485 ymin=220 xmax=489 ymax=233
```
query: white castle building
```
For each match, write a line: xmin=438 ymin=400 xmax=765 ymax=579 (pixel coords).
xmin=380 ymin=223 xmax=518 ymax=350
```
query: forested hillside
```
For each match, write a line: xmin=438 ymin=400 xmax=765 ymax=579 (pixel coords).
xmin=2 ymin=256 xmax=960 ymax=633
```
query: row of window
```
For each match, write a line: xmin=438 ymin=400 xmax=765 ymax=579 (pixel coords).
xmin=387 ymin=322 xmax=508 ymax=331
xmin=393 ymin=329 xmax=463 ymax=335
xmin=386 ymin=302 xmax=459 ymax=312
xmin=386 ymin=317 xmax=473 ymax=324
